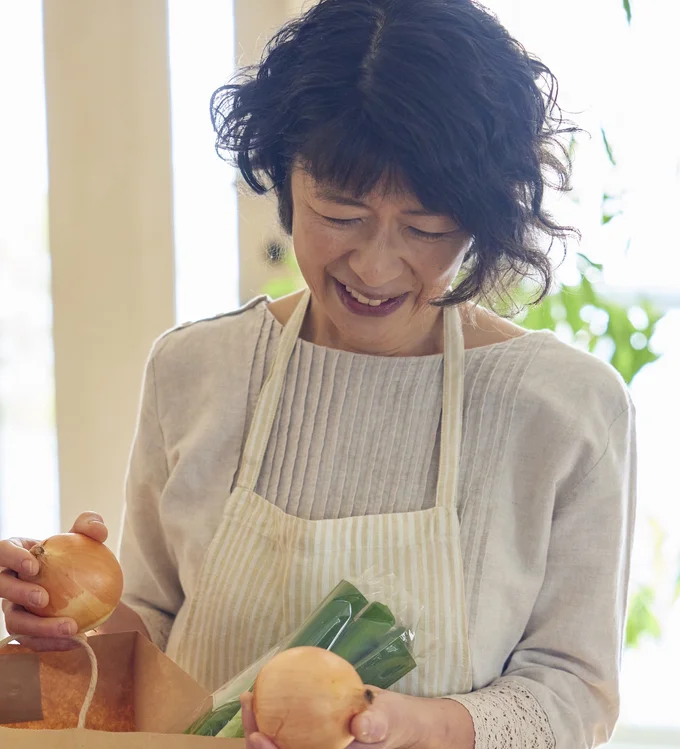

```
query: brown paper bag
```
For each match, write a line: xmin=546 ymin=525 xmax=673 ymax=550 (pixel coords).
xmin=0 ymin=631 xmax=245 ymax=747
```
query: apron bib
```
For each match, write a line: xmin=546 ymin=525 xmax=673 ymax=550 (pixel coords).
xmin=168 ymin=290 xmax=472 ymax=697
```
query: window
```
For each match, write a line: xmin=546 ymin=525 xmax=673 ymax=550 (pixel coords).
xmin=168 ymin=0 xmax=240 ymax=323
xmin=0 ymin=3 xmax=59 ymax=545
xmin=484 ymin=0 xmax=680 ymax=740
xmin=0 ymin=0 xmax=240 ymax=562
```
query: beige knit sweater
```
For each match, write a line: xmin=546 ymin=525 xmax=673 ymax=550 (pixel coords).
xmin=120 ymin=296 xmax=636 ymax=749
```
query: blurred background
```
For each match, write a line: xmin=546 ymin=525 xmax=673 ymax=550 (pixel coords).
xmin=0 ymin=1 xmax=677 ymax=745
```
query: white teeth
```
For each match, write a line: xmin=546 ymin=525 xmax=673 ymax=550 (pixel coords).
xmin=345 ymin=286 xmax=389 ymax=306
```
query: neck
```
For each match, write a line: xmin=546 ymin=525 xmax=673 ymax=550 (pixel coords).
xmin=302 ymin=299 xmax=445 ymax=357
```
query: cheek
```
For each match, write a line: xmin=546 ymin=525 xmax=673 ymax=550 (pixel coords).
xmin=293 ymin=219 xmax=348 ymax=270
xmin=410 ymin=241 xmax=469 ymax=300
xmin=419 ymin=245 xmax=464 ymax=282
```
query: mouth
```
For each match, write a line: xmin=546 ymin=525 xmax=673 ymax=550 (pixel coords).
xmin=334 ymin=279 xmax=408 ymax=318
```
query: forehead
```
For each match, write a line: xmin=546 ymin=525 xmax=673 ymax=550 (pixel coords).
xmin=295 ymin=167 xmax=431 ymax=213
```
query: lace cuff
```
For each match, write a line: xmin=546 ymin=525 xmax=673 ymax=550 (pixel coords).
xmin=446 ymin=680 xmax=556 ymax=749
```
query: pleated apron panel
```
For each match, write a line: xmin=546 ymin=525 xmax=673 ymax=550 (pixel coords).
xmin=168 ymin=289 xmax=472 ymax=697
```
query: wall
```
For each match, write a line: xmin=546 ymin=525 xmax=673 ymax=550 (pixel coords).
xmin=44 ymin=0 xmax=176 ymax=549
xmin=43 ymin=0 xmax=304 ymax=549
xmin=234 ymin=0 xmax=299 ymax=304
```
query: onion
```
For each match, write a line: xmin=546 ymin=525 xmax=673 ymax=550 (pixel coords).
xmin=0 ymin=532 xmax=124 ymax=729
xmin=253 ymin=646 xmax=373 ymax=749
xmin=23 ymin=532 xmax=124 ymax=633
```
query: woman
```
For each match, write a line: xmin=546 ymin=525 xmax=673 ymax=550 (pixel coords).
xmin=0 ymin=1 xmax=635 ymax=747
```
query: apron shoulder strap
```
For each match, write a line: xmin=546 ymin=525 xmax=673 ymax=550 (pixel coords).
xmin=236 ymin=289 xmax=311 ymax=491
xmin=435 ymin=304 xmax=465 ymax=509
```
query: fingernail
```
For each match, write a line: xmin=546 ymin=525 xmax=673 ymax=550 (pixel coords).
xmin=22 ymin=559 xmax=38 ymax=576
xmin=29 ymin=590 xmax=46 ymax=607
xmin=355 ymin=711 xmax=388 ymax=743
xmin=88 ymin=514 xmax=104 ymax=524
xmin=59 ymin=621 xmax=76 ymax=636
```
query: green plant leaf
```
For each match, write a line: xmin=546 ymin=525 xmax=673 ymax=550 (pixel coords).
xmin=576 ymin=253 xmax=604 ymax=272
xmin=632 ymin=347 xmax=660 ymax=377
xmin=559 ymin=285 xmax=588 ymax=334
xmin=579 ymin=274 xmax=598 ymax=305
xmin=625 ymin=585 xmax=661 ymax=649
xmin=261 ymin=276 xmax=300 ymax=300
xmin=623 ymin=0 xmax=632 ymax=24
xmin=260 ymin=252 xmax=304 ymax=300
xmin=521 ymin=297 xmax=556 ymax=331
xmin=568 ymin=133 xmax=578 ymax=162
xmin=601 ymin=128 xmax=617 ymax=166
xmin=641 ymin=299 xmax=664 ymax=331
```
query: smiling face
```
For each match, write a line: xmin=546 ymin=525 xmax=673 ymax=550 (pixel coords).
xmin=290 ymin=166 xmax=472 ymax=356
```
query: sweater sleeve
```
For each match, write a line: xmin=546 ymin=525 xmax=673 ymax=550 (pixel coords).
xmin=118 ymin=342 xmax=184 ymax=651
xmin=447 ymin=401 xmax=637 ymax=749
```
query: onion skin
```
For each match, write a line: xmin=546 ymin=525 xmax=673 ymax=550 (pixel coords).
xmin=253 ymin=646 xmax=372 ymax=749
xmin=23 ymin=532 xmax=124 ymax=633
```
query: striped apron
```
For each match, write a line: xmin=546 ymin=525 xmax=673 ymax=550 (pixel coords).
xmin=169 ymin=289 xmax=472 ymax=697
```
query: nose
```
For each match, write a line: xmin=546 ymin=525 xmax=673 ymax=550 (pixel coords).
xmin=347 ymin=225 xmax=405 ymax=289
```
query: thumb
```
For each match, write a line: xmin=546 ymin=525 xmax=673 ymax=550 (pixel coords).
xmin=350 ymin=689 xmax=422 ymax=747
xmin=352 ymin=707 xmax=390 ymax=744
xmin=70 ymin=512 xmax=109 ymax=543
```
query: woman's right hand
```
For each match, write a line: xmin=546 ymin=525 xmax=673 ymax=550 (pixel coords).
xmin=0 ymin=511 xmax=110 ymax=651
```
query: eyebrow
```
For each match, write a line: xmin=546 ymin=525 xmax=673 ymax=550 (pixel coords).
xmin=314 ymin=187 xmax=443 ymax=217
xmin=315 ymin=189 xmax=367 ymax=208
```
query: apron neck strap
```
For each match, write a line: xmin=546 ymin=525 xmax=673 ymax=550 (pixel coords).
xmin=237 ymin=289 xmax=312 ymax=491
xmin=236 ymin=289 xmax=465 ymax=511
xmin=436 ymin=303 xmax=465 ymax=508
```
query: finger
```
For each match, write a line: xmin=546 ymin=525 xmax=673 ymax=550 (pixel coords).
xmin=0 ymin=538 xmax=41 ymax=578
xmin=241 ymin=692 xmax=258 ymax=737
xmin=248 ymin=733 xmax=279 ymax=749
xmin=70 ymin=512 xmax=109 ymax=543
xmin=4 ymin=602 xmax=78 ymax=639
xmin=0 ymin=569 xmax=49 ymax=610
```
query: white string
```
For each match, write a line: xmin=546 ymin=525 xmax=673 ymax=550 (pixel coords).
xmin=0 ymin=632 xmax=98 ymax=729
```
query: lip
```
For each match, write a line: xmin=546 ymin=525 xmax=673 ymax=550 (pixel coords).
xmin=334 ymin=279 xmax=408 ymax=318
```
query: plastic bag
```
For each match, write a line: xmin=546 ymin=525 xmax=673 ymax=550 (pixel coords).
xmin=183 ymin=574 xmax=424 ymax=738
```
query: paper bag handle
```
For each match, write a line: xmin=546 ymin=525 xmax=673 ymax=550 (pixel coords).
xmin=0 ymin=633 xmax=98 ymax=729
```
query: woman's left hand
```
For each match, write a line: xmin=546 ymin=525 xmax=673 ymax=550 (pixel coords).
xmin=240 ymin=686 xmax=475 ymax=749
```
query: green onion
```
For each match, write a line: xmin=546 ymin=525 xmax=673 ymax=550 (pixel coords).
xmin=354 ymin=626 xmax=417 ymax=689
xmin=186 ymin=580 xmax=417 ymax=738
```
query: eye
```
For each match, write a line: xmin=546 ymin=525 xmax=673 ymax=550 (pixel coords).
xmin=322 ymin=216 xmax=362 ymax=227
xmin=408 ymin=227 xmax=452 ymax=242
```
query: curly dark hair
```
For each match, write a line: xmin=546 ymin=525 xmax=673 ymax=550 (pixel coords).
xmin=210 ymin=0 xmax=580 ymax=308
